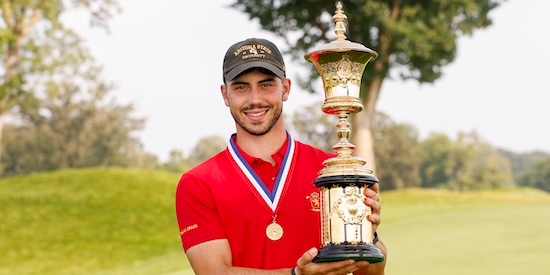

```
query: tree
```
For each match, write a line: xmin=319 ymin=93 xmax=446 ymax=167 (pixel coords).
xmin=289 ymin=101 xmax=422 ymax=190
xmin=3 ymin=95 xmax=150 ymax=175
xmin=0 ymin=0 xmax=120 ymax=167
xmin=420 ymin=133 xmax=455 ymax=188
xmin=517 ymin=158 xmax=550 ymax=192
xmin=373 ymin=112 xmax=422 ymax=190
xmin=447 ymin=131 xmax=513 ymax=191
xmin=163 ymin=136 xmax=227 ymax=174
xmin=498 ymin=149 xmax=550 ymax=178
xmin=470 ymin=151 xmax=514 ymax=189
xmin=420 ymin=131 xmax=513 ymax=190
xmin=1 ymin=23 xmax=151 ymax=175
xmin=164 ymin=149 xmax=190 ymax=173
xmin=230 ymin=0 xmax=503 ymax=173
xmin=287 ymin=100 xmax=338 ymax=152
xmin=185 ymin=135 xmax=227 ymax=169
xmin=2 ymin=59 xmax=149 ymax=175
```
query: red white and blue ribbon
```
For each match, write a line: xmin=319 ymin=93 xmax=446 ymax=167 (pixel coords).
xmin=228 ymin=133 xmax=295 ymax=212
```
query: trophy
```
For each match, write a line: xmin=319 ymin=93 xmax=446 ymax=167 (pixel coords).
xmin=304 ymin=2 xmax=384 ymax=263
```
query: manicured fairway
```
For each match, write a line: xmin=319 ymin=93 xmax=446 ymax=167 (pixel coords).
xmin=1 ymin=169 xmax=549 ymax=274
xmin=381 ymin=189 xmax=550 ymax=275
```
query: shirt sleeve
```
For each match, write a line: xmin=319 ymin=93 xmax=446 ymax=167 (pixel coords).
xmin=175 ymin=172 xmax=226 ymax=251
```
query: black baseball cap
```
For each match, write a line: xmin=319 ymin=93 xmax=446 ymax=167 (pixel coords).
xmin=222 ymin=38 xmax=286 ymax=82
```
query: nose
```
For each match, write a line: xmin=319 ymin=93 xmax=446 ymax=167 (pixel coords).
xmin=247 ymin=86 xmax=262 ymax=105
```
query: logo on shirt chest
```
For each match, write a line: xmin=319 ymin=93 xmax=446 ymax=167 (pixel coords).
xmin=306 ymin=191 xmax=321 ymax=212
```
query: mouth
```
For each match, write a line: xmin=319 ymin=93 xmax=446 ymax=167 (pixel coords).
xmin=244 ymin=108 xmax=268 ymax=120
xmin=245 ymin=109 xmax=267 ymax=117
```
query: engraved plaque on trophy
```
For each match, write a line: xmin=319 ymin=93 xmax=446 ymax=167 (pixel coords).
xmin=304 ymin=2 xmax=384 ymax=263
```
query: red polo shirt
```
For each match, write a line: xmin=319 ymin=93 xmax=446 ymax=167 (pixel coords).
xmin=176 ymin=135 xmax=333 ymax=269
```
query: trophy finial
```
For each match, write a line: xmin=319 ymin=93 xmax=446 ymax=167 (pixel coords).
xmin=333 ymin=1 xmax=347 ymax=41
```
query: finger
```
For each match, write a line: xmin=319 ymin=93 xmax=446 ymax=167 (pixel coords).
xmin=296 ymin=247 xmax=318 ymax=269
xmin=365 ymin=188 xmax=379 ymax=202
xmin=367 ymin=198 xmax=382 ymax=229
xmin=364 ymin=183 xmax=380 ymax=202
xmin=297 ymin=249 xmax=358 ymax=275
xmin=331 ymin=260 xmax=371 ymax=275
xmin=349 ymin=261 xmax=371 ymax=273
xmin=371 ymin=182 xmax=380 ymax=193
xmin=321 ymin=259 xmax=359 ymax=274
xmin=366 ymin=195 xmax=381 ymax=213
xmin=368 ymin=212 xmax=381 ymax=224
xmin=368 ymin=215 xmax=380 ymax=233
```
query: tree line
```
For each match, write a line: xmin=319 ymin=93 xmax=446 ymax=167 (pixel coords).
xmin=3 ymin=95 xmax=549 ymax=193
xmin=288 ymin=101 xmax=550 ymax=192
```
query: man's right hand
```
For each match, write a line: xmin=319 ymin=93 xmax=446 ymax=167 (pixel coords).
xmin=294 ymin=247 xmax=371 ymax=275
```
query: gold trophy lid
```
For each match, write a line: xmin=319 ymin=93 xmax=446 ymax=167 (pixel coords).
xmin=304 ymin=1 xmax=378 ymax=61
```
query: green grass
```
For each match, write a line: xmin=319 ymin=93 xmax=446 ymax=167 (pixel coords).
xmin=380 ymin=188 xmax=550 ymax=274
xmin=0 ymin=168 xmax=191 ymax=275
xmin=1 ymin=169 xmax=550 ymax=274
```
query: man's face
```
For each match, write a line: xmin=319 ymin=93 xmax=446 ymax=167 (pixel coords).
xmin=221 ymin=69 xmax=290 ymax=136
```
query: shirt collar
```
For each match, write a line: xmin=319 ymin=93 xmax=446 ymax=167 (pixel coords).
xmin=230 ymin=134 xmax=289 ymax=166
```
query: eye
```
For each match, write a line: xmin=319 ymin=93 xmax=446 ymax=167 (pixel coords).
xmin=261 ymin=82 xmax=274 ymax=88
xmin=233 ymin=84 xmax=246 ymax=90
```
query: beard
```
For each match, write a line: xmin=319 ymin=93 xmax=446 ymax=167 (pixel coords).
xmin=231 ymin=104 xmax=283 ymax=136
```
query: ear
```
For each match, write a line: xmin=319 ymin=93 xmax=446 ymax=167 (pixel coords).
xmin=282 ymin=78 xmax=291 ymax=102
xmin=221 ymin=84 xmax=230 ymax=107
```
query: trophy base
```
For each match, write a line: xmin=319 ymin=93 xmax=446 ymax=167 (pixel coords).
xmin=313 ymin=243 xmax=384 ymax=264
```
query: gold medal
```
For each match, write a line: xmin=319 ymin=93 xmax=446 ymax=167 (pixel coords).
xmin=266 ymin=214 xmax=284 ymax=241
xmin=266 ymin=222 xmax=284 ymax=241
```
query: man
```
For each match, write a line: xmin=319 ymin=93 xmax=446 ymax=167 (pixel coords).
xmin=175 ymin=38 xmax=387 ymax=275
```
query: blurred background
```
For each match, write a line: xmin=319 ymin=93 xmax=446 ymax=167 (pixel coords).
xmin=1 ymin=0 xmax=549 ymax=274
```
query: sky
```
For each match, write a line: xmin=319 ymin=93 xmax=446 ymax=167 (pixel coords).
xmin=67 ymin=0 xmax=550 ymax=161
